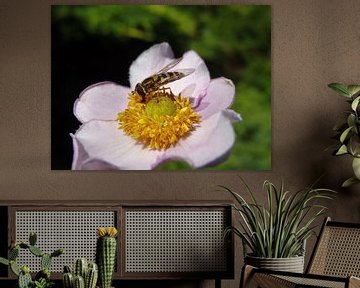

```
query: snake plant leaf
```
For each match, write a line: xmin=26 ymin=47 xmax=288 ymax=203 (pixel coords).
xmin=328 ymin=83 xmax=351 ymax=97
xmin=352 ymin=157 xmax=360 ymax=179
xmin=336 ymin=144 xmax=348 ymax=155
xmin=342 ymin=177 xmax=360 ymax=188
xmin=347 ymin=85 xmax=360 ymax=96
xmin=222 ymin=179 xmax=335 ymax=258
xmin=351 ymin=96 xmax=360 ymax=111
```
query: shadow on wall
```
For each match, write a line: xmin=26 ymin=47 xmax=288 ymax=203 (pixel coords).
xmin=277 ymin=108 xmax=352 ymax=191
xmin=287 ymin=114 xmax=360 ymax=261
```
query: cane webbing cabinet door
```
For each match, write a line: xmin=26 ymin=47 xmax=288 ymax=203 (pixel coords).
xmin=0 ymin=201 xmax=234 ymax=283
xmin=122 ymin=205 xmax=233 ymax=279
xmin=8 ymin=205 xmax=120 ymax=279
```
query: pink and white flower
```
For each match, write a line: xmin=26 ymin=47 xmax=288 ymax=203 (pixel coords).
xmin=71 ymin=42 xmax=241 ymax=170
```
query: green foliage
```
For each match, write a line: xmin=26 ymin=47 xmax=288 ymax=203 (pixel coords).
xmin=62 ymin=271 xmax=74 ymax=288
xmin=32 ymin=278 xmax=54 ymax=288
xmin=19 ymin=270 xmax=32 ymax=288
xmin=85 ymin=263 xmax=98 ymax=288
xmin=10 ymin=260 xmax=21 ymax=276
xmin=63 ymin=260 xmax=98 ymax=288
xmin=74 ymin=258 xmax=88 ymax=279
xmin=74 ymin=275 xmax=85 ymax=288
xmin=29 ymin=246 xmax=44 ymax=257
xmin=34 ymin=268 xmax=51 ymax=282
xmin=29 ymin=232 xmax=37 ymax=246
xmin=156 ymin=160 xmax=192 ymax=170
xmin=221 ymin=179 xmax=335 ymax=258
xmin=52 ymin=5 xmax=271 ymax=170
xmin=0 ymin=233 xmax=64 ymax=288
xmin=329 ymin=83 xmax=360 ymax=187
xmin=0 ymin=257 xmax=9 ymax=266
xmin=40 ymin=254 xmax=52 ymax=270
xmin=9 ymin=247 xmax=19 ymax=260
xmin=96 ymin=236 xmax=116 ymax=288
xmin=50 ymin=248 xmax=64 ymax=257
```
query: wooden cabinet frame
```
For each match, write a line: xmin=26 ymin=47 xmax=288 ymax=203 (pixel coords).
xmin=0 ymin=201 xmax=234 ymax=282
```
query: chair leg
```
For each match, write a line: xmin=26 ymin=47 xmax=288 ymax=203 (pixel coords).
xmin=215 ymin=278 xmax=221 ymax=288
xmin=240 ymin=265 xmax=255 ymax=288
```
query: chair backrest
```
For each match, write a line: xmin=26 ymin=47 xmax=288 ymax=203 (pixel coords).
xmin=307 ymin=217 xmax=360 ymax=277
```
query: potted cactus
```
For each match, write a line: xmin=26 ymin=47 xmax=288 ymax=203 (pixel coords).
xmin=96 ymin=227 xmax=118 ymax=288
xmin=0 ymin=232 xmax=64 ymax=288
xmin=62 ymin=258 xmax=98 ymax=288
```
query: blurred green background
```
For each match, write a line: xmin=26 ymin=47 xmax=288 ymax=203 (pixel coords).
xmin=51 ymin=5 xmax=271 ymax=170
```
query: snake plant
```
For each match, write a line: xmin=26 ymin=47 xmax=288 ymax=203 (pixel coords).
xmin=222 ymin=179 xmax=335 ymax=258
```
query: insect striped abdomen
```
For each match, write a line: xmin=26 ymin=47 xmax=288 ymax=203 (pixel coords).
xmin=142 ymin=72 xmax=185 ymax=93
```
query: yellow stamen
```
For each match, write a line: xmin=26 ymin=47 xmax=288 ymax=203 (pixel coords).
xmin=117 ymin=90 xmax=201 ymax=150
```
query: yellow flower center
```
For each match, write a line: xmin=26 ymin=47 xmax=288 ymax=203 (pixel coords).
xmin=117 ymin=90 xmax=201 ymax=150
xmin=145 ymin=96 xmax=177 ymax=121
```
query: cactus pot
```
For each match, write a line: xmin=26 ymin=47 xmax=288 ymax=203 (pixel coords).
xmin=245 ymin=254 xmax=305 ymax=273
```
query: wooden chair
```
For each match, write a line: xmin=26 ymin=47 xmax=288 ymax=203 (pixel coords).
xmin=241 ymin=217 xmax=360 ymax=288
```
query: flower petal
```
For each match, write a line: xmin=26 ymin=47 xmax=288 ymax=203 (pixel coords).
xmin=72 ymin=133 xmax=130 ymax=170
xmin=71 ymin=133 xmax=90 ymax=170
xmin=195 ymin=77 xmax=236 ymax=120
xmin=74 ymin=82 xmax=131 ymax=123
xmin=161 ymin=111 xmax=238 ymax=168
xmin=72 ymin=120 xmax=163 ymax=170
xmin=167 ymin=51 xmax=210 ymax=99
xmin=224 ymin=109 xmax=242 ymax=123
xmin=81 ymin=159 xmax=120 ymax=170
xmin=129 ymin=42 xmax=175 ymax=89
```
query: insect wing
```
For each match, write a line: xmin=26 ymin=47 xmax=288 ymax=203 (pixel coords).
xmin=156 ymin=57 xmax=184 ymax=74
xmin=152 ymin=69 xmax=195 ymax=90
xmin=172 ymin=68 xmax=195 ymax=77
xmin=138 ymin=57 xmax=196 ymax=96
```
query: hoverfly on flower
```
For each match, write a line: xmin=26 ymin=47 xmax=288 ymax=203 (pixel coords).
xmin=134 ymin=56 xmax=195 ymax=103
xmin=71 ymin=42 xmax=242 ymax=170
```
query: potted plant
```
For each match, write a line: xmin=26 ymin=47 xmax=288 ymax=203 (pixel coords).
xmin=96 ymin=227 xmax=117 ymax=288
xmin=0 ymin=232 xmax=64 ymax=288
xmin=221 ymin=179 xmax=334 ymax=273
xmin=62 ymin=258 xmax=98 ymax=288
xmin=61 ymin=227 xmax=117 ymax=288
xmin=328 ymin=83 xmax=360 ymax=187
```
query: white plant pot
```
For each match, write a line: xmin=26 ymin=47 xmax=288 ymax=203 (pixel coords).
xmin=245 ymin=254 xmax=305 ymax=273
